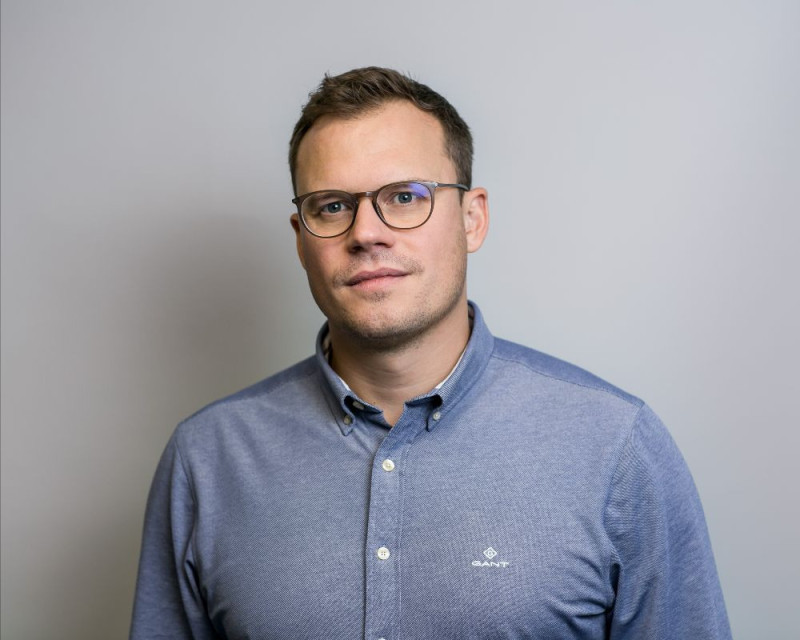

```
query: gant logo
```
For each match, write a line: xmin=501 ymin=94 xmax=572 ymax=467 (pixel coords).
xmin=472 ymin=546 xmax=510 ymax=568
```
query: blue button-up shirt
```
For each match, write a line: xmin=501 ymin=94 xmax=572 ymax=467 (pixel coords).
xmin=130 ymin=303 xmax=730 ymax=639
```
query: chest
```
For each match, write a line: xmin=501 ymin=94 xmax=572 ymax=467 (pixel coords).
xmin=192 ymin=412 xmax=617 ymax=639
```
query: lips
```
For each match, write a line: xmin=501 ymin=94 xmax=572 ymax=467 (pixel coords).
xmin=346 ymin=268 xmax=408 ymax=286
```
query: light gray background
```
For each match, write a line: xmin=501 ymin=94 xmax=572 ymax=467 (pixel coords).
xmin=2 ymin=1 xmax=798 ymax=638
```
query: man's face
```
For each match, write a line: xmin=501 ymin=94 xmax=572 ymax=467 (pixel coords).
xmin=291 ymin=100 xmax=488 ymax=351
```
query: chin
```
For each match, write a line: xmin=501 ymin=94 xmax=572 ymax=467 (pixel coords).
xmin=341 ymin=311 xmax=424 ymax=350
xmin=337 ymin=295 xmax=464 ymax=353
xmin=314 ymin=276 xmax=467 ymax=351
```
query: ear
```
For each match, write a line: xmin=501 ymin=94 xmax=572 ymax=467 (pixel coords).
xmin=461 ymin=187 xmax=489 ymax=253
xmin=290 ymin=213 xmax=307 ymax=270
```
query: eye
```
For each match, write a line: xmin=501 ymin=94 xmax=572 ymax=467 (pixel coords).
xmin=303 ymin=192 xmax=353 ymax=219
xmin=389 ymin=189 xmax=420 ymax=205
xmin=383 ymin=182 xmax=430 ymax=207
xmin=322 ymin=201 xmax=345 ymax=214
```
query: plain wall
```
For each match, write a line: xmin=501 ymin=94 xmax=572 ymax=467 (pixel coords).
xmin=2 ymin=1 xmax=798 ymax=637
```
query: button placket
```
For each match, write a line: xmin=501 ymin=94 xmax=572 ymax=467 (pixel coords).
xmin=364 ymin=435 xmax=402 ymax=640
xmin=364 ymin=405 xmax=433 ymax=640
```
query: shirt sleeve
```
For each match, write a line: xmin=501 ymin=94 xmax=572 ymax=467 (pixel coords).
xmin=604 ymin=404 xmax=732 ymax=639
xmin=129 ymin=431 xmax=220 ymax=639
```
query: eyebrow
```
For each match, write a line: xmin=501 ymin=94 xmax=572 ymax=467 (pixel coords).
xmin=323 ymin=178 xmax=437 ymax=192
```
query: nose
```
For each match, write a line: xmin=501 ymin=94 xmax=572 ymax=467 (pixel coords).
xmin=346 ymin=195 xmax=396 ymax=251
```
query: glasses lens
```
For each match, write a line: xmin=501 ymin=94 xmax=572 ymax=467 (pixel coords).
xmin=301 ymin=191 xmax=355 ymax=237
xmin=377 ymin=182 xmax=433 ymax=229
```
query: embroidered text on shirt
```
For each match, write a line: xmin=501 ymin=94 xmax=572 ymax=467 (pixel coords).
xmin=472 ymin=547 xmax=510 ymax=568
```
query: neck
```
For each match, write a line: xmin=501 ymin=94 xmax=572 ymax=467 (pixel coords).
xmin=328 ymin=303 xmax=471 ymax=426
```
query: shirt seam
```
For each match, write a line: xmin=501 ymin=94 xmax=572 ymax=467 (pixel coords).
xmin=395 ymin=443 xmax=408 ymax=634
xmin=178 ymin=362 xmax=320 ymax=426
xmin=602 ymin=403 xmax=651 ymax=575
xmin=170 ymin=434 xmax=203 ymax=610
xmin=489 ymin=352 xmax=643 ymax=407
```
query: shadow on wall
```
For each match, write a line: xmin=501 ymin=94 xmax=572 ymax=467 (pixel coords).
xmin=131 ymin=203 xmax=316 ymax=419
xmin=25 ymin=202 xmax=318 ymax=639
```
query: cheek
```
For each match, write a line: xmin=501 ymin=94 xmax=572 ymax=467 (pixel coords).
xmin=301 ymin=249 xmax=321 ymax=278
xmin=300 ymin=244 xmax=334 ymax=285
xmin=436 ymin=217 xmax=469 ymax=261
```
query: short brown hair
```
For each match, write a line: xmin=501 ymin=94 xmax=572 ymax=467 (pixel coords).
xmin=288 ymin=67 xmax=473 ymax=193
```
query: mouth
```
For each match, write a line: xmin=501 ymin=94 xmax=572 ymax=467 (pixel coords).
xmin=346 ymin=268 xmax=408 ymax=287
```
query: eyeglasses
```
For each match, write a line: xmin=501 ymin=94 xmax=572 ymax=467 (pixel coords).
xmin=292 ymin=180 xmax=469 ymax=238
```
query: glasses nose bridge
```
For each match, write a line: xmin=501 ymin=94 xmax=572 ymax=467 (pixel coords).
xmin=350 ymin=189 xmax=383 ymax=222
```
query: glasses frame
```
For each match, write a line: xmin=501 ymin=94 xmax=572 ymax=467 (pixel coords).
xmin=292 ymin=180 xmax=469 ymax=238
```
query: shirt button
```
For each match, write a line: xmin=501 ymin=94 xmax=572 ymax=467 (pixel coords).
xmin=343 ymin=415 xmax=353 ymax=425
xmin=352 ymin=400 xmax=365 ymax=410
xmin=376 ymin=546 xmax=391 ymax=560
xmin=432 ymin=411 xmax=442 ymax=421
xmin=382 ymin=459 xmax=395 ymax=472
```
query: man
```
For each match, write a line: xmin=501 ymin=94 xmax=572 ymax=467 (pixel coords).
xmin=131 ymin=67 xmax=731 ymax=639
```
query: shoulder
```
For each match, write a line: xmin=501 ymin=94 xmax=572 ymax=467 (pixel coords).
xmin=487 ymin=339 xmax=694 ymax=495
xmin=171 ymin=356 xmax=322 ymax=449
xmin=489 ymin=336 xmax=644 ymax=409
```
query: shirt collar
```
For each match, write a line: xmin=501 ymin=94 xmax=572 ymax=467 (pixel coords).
xmin=315 ymin=301 xmax=495 ymax=435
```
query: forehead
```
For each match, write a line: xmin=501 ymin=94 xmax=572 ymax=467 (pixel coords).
xmin=295 ymin=100 xmax=453 ymax=193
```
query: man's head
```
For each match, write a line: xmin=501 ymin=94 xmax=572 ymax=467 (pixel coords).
xmin=289 ymin=67 xmax=473 ymax=195
xmin=289 ymin=68 xmax=488 ymax=354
